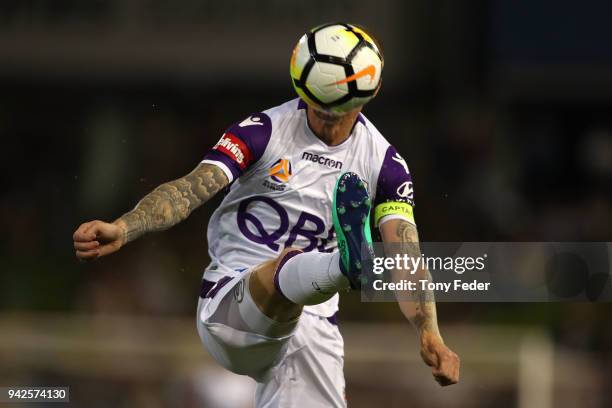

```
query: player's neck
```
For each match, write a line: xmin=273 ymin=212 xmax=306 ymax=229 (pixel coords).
xmin=306 ymin=107 xmax=361 ymax=146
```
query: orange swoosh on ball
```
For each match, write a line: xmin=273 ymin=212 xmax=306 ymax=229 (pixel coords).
xmin=329 ymin=65 xmax=376 ymax=86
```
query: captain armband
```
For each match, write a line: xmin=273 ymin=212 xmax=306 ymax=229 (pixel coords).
xmin=374 ymin=201 xmax=415 ymax=226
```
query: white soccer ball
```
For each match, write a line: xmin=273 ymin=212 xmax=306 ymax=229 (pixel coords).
xmin=290 ymin=23 xmax=384 ymax=114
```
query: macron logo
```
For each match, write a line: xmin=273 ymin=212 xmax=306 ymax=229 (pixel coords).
xmin=301 ymin=152 xmax=343 ymax=169
xmin=239 ymin=116 xmax=264 ymax=127
xmin=392 ymin=153 xmax=409 ymax=174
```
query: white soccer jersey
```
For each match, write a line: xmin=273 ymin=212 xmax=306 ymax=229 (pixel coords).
xmin=202 ymin=98 xmax=415 ymax=317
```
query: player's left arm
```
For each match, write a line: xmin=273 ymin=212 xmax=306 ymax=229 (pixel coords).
xmin=379 ymin=218 xmax=460 ymax=386
xmin=374 ymin=144 xmax=459 ymax=385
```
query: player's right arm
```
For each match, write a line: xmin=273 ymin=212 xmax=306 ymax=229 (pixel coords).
xmin=73 ymin=163 xmax=228 ymax=260
xmin=73 ymin=112 xmax=272 ymax=261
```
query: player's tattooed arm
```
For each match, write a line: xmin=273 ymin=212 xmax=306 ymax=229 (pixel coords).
xmin=379 ymin=218 xmax=460 ymax=386
xmin=115 ymin=163 xmax=229 ymax=244
xmin=395 ymin=221 xmax=440 ymax=336
xmin=381 ymin=220 xmax=440 ymax=337
xmin=74 ymin=163 xmax=228 ymax=260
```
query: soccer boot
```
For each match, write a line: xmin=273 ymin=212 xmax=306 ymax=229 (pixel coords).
xmin=332 ymin=172 xmax=374 ymax=289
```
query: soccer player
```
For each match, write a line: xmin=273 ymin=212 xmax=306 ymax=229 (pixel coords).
xmin=73 ymin=23 xmax=459 ymax=407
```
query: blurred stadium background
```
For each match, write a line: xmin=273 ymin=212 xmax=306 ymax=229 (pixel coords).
xmin=1 ymin=1 xmax=612 ymax=407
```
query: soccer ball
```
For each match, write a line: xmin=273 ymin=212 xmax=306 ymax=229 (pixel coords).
xmin=290 ymin=23 xmax=384 ymax=114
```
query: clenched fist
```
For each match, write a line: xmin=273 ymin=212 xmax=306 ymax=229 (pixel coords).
xmin=73 ymin=220 xmax=126 ymax=260
xmin=420 ymin=331 xmax=460 ymax=386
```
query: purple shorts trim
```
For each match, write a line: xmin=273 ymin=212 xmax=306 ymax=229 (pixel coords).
xmin=200 ymin=274 xmax=339 ymax=325
xmin=273 ymin=250 xmax=303 ymax=302
xmin=200 ymin=276 xmax=233 ymax=299
xmin=200 ymin=279 xmax=215 ymax=298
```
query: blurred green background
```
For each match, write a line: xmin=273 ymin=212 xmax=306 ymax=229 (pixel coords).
xmin=1 ymin=1 xmax=611 ymax=407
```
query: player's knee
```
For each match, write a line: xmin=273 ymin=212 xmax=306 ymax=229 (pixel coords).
xmin=276 ymin=247 xmax=303 ymax=265
xmin=250 ymin=248 xmax=303 ymax=294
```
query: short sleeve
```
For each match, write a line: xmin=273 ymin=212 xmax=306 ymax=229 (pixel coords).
xmin=202 ymin=113 xmax=272 ymax=182
xmin=373 ymin=145 xmax=416 ymax=226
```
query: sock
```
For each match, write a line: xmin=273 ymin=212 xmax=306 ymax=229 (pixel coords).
xmin=275 ymin=250 xmax=350 ymax=305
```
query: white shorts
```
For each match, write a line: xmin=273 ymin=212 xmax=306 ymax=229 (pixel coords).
xmin=196 ymin=272 xmax=346 ymax=408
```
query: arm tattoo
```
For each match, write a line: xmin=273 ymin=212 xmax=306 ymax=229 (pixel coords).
xmin=395 ymin=221 xmax=441 ymax=336
xmin=117 ymin=163 xmax=228 ymax=243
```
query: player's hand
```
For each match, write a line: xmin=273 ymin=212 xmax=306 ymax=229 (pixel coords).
xmin=73 ymin=220 xmax=126 ymax=261
xmin=419 ymin=331 xmax=460 ymax=386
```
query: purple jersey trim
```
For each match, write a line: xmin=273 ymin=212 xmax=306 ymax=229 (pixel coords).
xmin=326 ymin=312 xmax=339 ymax=326
xmin=273 ymin=250 xmax=303 ymax=301
xmin=203 ymin=151 xmax=241 ymax=180
xmin=203 ymin=112 xmax=272 ymax=178
xmin=356 ymin=113 xmax=365 ymax=126
xmin=374 ymin=145 xmax=415 ymax=207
